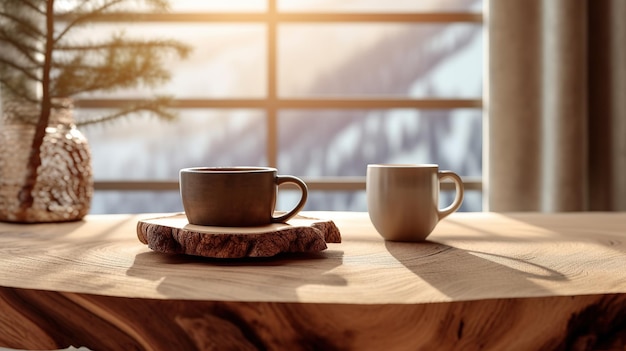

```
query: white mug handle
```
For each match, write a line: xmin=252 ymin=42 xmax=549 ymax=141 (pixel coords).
xmin=437 ymin=171 xmax=464 ymax=220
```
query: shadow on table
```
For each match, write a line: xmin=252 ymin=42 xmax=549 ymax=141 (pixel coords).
xmin=126 ymin=249 xmax=346 ymax=299
xmin=386 ymin=212 xmax=626 ymax=300
xmin=385 ymin=240 xmax=567 ymax=300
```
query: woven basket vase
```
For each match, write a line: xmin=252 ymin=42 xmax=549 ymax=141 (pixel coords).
xmin=0 ymin=100 xmax=93 ymax=223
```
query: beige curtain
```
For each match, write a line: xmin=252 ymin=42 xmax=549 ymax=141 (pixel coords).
xmin=488 ymin=0 xmax=626 ymax=211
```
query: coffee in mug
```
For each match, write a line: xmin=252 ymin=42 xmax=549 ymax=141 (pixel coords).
xmin=180 ymin=167 xmax=308 ymax=227
xmin=366 ymin=164 xmax=464 ymax=241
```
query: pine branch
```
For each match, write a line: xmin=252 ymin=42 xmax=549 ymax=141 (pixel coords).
xmin=54 ymin=0 xmax=175 ymax=44
xmin=76 ymin=97 xmax=178 ymax=127
xmin=0 ymin=55 xmax=40 ymax=82
xmin=51 ymin=55 xmax=171 ymax=96
xmin=72 ymin=0 xmax=92 ymax=12
xmin=11 ymin=0 xmax=46 ymax=16
xmin=55 ymin=39 xmax=191 ymax=56
xmin=54 ymin=0 xmax=127 ymax=43
xmin=141 ymin=0 xmax=170 ymax=11
xmin=51 ymin=35 xmax=189 ymax=97
xmin=0 ymin=29 xmax=44 ymax=64
xmin=0 ymin=76 xmax=39 ymax=103
xmin=0 ymin=9 xmax=45 ymax=42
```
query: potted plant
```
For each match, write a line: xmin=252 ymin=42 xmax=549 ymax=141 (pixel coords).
xmin=0 ymin=0 xmax=190 ymax=223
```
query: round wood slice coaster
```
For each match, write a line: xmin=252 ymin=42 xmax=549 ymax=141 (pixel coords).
xmin=136 ymin=213 xmax=341 ymax=258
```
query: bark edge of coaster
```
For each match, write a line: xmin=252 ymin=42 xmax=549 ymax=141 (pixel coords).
xmin=136 ymin=213 xmax=341 ymax=258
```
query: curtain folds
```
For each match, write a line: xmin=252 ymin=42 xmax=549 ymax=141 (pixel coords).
xmin=488 ymin=0 xmax=626 ymax=211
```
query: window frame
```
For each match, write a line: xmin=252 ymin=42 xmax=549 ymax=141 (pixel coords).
xmin=75 ymin=1 xmax=484 ymax=194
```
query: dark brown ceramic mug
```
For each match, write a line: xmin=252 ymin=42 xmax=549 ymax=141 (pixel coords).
xmin=180 ymin=167 xmax=308 ymax=227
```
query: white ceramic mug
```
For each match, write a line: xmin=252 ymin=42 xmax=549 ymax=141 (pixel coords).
xmin=366 ymin=164 xmax=464 ymax=241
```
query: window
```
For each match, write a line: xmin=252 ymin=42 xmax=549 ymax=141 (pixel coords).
xmin=78 ymin=0 xmax=484 ymax=214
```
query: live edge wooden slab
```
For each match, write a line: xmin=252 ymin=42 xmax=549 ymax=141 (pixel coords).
xmin=136 ymin=213 xmax=341 ymax=258
xmin=1 ymin=212 xmax=626 ymax=350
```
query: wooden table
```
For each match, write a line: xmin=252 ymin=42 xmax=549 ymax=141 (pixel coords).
xmin=0 ymin=212 xmax=625 ymax=350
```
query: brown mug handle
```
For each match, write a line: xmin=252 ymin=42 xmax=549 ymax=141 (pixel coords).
xmin=272 ymin=175 xmax=308 ymax=223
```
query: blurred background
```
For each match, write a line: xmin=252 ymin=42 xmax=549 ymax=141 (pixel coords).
xmin=74 ymin=0 xmax=484 ymax=214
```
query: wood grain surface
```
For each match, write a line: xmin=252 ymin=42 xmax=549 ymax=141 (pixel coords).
xmin=2 ymin=287 xmax=626 ymax=351
xmin=136 ymin=213 xmax=341 ymax=258
xmin=1 ymin=211 xmax=626 ymax=350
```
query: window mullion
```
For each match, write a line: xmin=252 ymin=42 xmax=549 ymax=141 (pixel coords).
xmin=266 ymin=0 xmax=279 ymax=168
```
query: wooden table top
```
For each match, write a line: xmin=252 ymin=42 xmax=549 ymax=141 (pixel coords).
xmin=2 ymin=211 xmax=626 ymax=350
xmin=1 ymin=211 xmax=625 ymax=304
